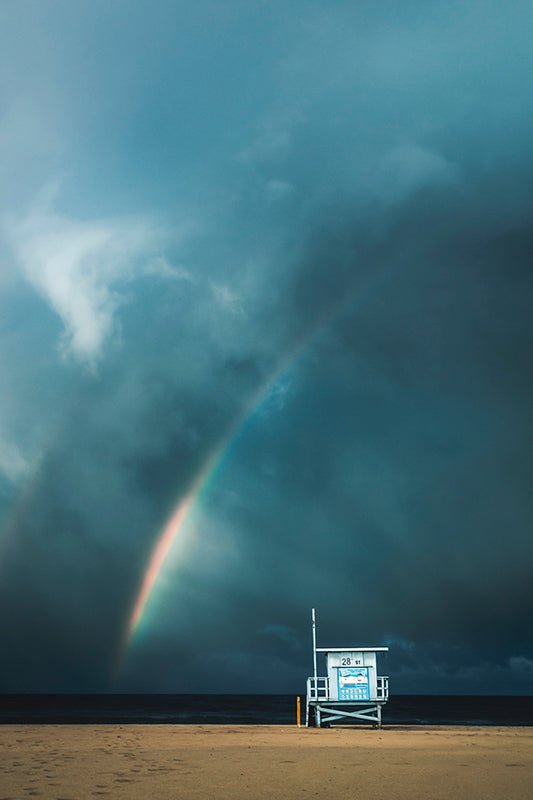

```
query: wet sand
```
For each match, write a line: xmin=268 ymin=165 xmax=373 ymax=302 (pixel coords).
xmin=0 ymin=724 xmax=532 ymax=800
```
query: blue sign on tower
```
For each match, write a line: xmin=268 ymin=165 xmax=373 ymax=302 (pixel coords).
xmin=337 ymin=666 xmax=370 ymax=701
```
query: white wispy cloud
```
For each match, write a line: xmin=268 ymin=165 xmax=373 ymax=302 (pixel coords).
xmin=210 ymin=282 xmax=245 ymax=317
xmin=145 ymin=255 xmax=194 ymax=282
xmin=265 ymin=178 xmax=294 ymax=201
xmin=0 ymin=434 xmax=30 ymax=484
xmin=376 ymin=144 xmax=461 ymax=204
xmin=4 ymin=201 xmax=176 ymax=367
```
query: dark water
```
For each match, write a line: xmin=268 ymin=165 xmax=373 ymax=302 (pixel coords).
xmin=0 ymin=694 xmax=532 ymax=725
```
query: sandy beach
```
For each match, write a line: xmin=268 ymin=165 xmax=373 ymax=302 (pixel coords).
xmin=1 ymin=724 xmax=532 ymax=800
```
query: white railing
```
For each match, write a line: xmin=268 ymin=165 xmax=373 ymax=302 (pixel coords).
xmin=308 ymin=675 xmax=389 ymax=702
xmin=307 ymin=676 xmax=329 ymax=701
xmin=377 ymin=676 xmax=389 ymax=700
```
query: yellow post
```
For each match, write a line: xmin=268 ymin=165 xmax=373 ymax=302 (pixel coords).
xmin=296 ymin=695 xmax=301 ymax=727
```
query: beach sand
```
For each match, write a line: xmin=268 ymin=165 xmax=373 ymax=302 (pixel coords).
xmin=1 ymin=724 xmax=532 ymax=800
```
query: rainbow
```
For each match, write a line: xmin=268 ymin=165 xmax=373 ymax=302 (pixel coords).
xmin=123 ymin=262 xmax=395 ymax=655
xmin=126 ymin=465 xmax=210 ymax=637
xmin=124 ymin=357 xmax=295 ymax=646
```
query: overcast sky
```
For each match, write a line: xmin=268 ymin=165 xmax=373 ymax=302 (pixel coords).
xmin=1 ymin=0 xmax=533 ymax=694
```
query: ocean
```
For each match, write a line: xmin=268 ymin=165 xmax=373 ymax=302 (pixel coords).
xmin=0 ymin=694 xmax=531 ymax=726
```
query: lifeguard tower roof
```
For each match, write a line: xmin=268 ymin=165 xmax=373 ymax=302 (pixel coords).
xmin=316 ymin=647 xmax=388 ymax=653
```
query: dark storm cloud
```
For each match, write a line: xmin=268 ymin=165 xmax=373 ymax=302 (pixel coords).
xmin=132 ymin=167 xmax=533 ymax=692
xmin=117 ymin=176 xmax=533 ymax=693
xmin=1 ymin=0 xmax=533 ymax=693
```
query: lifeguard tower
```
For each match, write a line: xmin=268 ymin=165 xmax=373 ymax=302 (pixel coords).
xmin=306 ymin=609 xmax=389 ymax=728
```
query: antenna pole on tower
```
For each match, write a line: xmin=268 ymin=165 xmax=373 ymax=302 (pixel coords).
xmin=312 ymin=607 xmax=317 ymax=684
